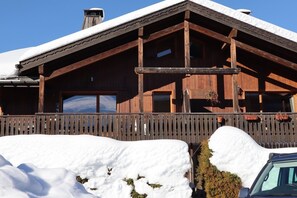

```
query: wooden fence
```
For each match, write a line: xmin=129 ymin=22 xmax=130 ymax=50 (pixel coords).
xmin=0 ymin=113 xmax=297 ymax=147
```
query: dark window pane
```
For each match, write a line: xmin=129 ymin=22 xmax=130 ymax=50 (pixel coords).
xmin=153 ymin=93 xmax=170 ymax=112
xmin=246 ymin=93 xmax=260 ymax=112
xmin=262 ymin=93 xmax=291 ymax=112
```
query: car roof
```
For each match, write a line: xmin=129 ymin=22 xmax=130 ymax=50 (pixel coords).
xmin=269 ymin=153 xmax=297 ymax=162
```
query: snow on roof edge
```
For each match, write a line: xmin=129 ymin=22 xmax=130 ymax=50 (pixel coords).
xmin=20 ymin=0 xmax=297 ymax=62
xmin=193 ymin=0 xmax=297 ymax=43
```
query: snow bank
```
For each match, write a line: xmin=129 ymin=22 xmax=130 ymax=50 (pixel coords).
xmin=0 ymin=155 xmax=95 ymax=198
xmin=0 ymin=135 xmax=192 ymax=198
xmin=209 ymin=126 xmax=297 ymax=187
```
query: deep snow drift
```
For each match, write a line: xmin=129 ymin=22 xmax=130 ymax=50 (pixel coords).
xmin=209 ymin=126 xmax=297 ymax=187
xmin=1 ymin=126 xmax=297 ymax=197
xmin=0 ymin=135 xmax=192 ymax=198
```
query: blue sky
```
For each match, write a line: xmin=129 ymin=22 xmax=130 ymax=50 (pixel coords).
xmin=0 ymin=0 xmax=296 ymax=53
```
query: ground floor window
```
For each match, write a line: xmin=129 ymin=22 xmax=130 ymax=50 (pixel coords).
xmin=152 ymin=92 xmax=171 ymax=112
xmin=62 ymin=94 xmax=116 ymax=113
xmin=245 ymin=92 xmax=293 ymax=112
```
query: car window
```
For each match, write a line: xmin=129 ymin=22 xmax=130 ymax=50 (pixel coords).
xmin=251 ymin=161 xmax=297 ymax=196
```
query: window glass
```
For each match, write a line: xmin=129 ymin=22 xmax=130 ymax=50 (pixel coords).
xmin=262 ymin=93 xmax=291 ymax=112
xmin=153 ymin=93 xmax=171 ymax=112
xmin=63 ymin=95 xmax=96 ymax=113
xmin=99 ymin=95 xmax=117 ymax=112
xmin=62 ymin=94 xmax=117 ymax=113
xmin=245 ymin=93 xmax=260 ymax=112
xmin=157 ymin=49 xmax=172 ymax=58
xmin=245 ymin=92 xmax=293 ymax=112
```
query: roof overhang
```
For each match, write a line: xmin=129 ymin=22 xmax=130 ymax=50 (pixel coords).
xmin=19 ymin=0 xmax=297 ymax=73
xmin=0 ymin=76 xmax=39 ymax=87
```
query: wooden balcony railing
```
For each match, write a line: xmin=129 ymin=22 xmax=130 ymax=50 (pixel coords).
xmin=0 ymin=113 xmax=297 ymax=147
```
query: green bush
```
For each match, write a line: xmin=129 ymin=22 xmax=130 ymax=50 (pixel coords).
xmin=196 ymin=140 xmax=242 ymax=198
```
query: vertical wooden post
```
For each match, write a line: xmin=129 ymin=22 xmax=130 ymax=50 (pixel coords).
xmin=184 ymin=11 xmax=190 ymax=69
xmin=230 ymin=38 xmax=239 ymax=112
xmin=38 ymin=65 xmax=45 ymax=113
xmin=138 ymin=27 xmax=144 ymax=113
xmin=182 ymin=11 xmax=191 ymax=113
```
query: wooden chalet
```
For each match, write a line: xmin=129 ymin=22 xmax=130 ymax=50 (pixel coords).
xmin=1 ymin=0 xmax=297 ymax=147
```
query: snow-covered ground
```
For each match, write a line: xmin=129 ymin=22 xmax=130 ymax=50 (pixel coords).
xmin=0 ymin=135 xmax=192 ymax=198
xmin=1 ymin=126 xmax=297 ymax=197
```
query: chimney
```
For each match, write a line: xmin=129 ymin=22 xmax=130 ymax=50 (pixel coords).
xmin=82 ymin=8 xmax=104 ymax=30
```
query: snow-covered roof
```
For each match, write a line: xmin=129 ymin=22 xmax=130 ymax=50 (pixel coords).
xmin=0 ymin=47 xmax=33 ymax=78
xmin=1 ymin=0 xmax=297 ymax=77
xmin=19 ymin=0 xmax=297 ymax=63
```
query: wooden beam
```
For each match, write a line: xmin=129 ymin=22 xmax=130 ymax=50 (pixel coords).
xmin=189 ymin=22 xmax=230 ymax=43
xmin=221 ymin=28 xmax=237 ymax=49
xmin=138 ymin=27 xmax=144 ymax=113
xmin=145 ymin=22 xmax=184 ymax=43
xmin=236 ymin=40 xmax=297 ymax=71
xmin=184 ymin=20 xmax=190 ymax=68
xmin=230 ymin=39 xmax=239 ymax=112
xmin=135 ymin=67 xmax=240 ymax=74
xmin=38 ymin=65 xmax=45 ymax=113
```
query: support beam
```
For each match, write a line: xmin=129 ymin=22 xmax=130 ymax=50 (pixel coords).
xmin=230 ymin=38 xmax=239 ymax=112
xmin=138 ymin=27 xmax=144 ymax=113
xmin=189 ymin=22 xmax=230 ymax=43
xmin=235 ymin=40 xmax=297 ymax=71
xmin=135 ymin=67 xmax=240 ymax=74
xmin=38 ymin=65 xmax=45 ymax=113
xmin=221 ymin=28 xmax=237 ymax=50
xmin=184 ymin=20 xmax=190 ymax=68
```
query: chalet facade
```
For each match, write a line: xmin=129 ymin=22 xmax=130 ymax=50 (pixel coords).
xmin=1 ymin=0 xmax=297 ymax=145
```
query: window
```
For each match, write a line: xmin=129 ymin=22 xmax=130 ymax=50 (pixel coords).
xmin=157 ymin=49 xmax=172 ymax=58
xmin=155 ymin=37 xmax=175 ymax=59
xmin=153 ymin=92 xmax=171 ymax=112
xmin=245 ymin=92 xmax=293 ymax=112
xmin=62 ymin=94 xmax=116 ymax=113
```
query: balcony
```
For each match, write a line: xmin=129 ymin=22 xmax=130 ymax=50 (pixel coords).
xmin=0 ymin=113 xmax=296 ymax=148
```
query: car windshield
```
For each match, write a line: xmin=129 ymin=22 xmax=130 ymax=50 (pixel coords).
xmin=251 ymin=160 xmax=297 ymax=197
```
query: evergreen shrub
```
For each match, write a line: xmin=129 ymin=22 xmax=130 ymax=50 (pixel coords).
xmin=196 ymin=140 xmax=242 ymax=198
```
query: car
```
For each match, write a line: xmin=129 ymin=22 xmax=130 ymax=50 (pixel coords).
xmin=239 ymin=153 xmax=297 ymax=198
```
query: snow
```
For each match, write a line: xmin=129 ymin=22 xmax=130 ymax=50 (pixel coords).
xmin=209 ymin=126 xmax=297 ymax=188
xmin=19 ymin=0 xmax=297 ymax=62
xmin=0 ymin=48 xmax=32 ymax=78
xmin=0 ymin=135 xmax=192 ymax=198
xmin=1 ymin=125 xmax=297 ymax=196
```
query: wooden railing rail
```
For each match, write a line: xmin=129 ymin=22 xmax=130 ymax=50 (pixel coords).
xmin=0 ymin=113 xmax=296 ymax=147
